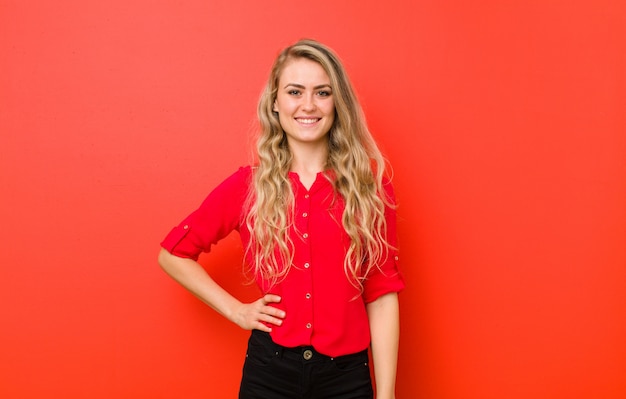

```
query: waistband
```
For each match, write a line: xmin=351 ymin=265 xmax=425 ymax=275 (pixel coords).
xmin=250 ymin=330 xmax=369 ymax=363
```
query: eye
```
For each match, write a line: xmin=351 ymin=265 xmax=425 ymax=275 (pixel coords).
xmin=317 ymin=90 xmax=332 ymax=97
xmin=288 ymin=89 xmax=301 ymax=96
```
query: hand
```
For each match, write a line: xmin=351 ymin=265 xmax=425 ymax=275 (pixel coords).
xmin=232 ymin=294 xmax=286 ymax=332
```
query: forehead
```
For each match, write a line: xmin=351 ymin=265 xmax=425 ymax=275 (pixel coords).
xmin=278 ymin=58 xmax=331 ymax=86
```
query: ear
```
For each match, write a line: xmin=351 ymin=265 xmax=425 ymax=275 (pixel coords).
xmin=272 ymin=100 xmax=278 ymax=113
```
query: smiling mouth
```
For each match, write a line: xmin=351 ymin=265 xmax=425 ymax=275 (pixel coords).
xmin=295 ymin=118 xmax=321 ymax=125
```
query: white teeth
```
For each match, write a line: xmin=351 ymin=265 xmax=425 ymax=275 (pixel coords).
xmin=297 ymin=118 xmax=319 ymax=124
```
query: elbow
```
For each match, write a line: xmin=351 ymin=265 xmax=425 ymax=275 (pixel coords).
xmin=158 ymin=248 xmax=193 ymax=278
xmin=158 ymin=247 xmax=172 ymax=272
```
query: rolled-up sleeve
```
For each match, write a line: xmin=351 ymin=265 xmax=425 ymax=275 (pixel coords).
xmin=363 ymin=181 xmax=405 ymax=303
xmin=160 ymin=166 xmax=251 ymax=260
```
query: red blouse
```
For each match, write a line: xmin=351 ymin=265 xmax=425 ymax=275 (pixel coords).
xmin=161 ymin=166 xmax=404 ymax=357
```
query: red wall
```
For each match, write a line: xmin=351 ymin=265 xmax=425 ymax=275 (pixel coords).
xmin=1 ymin=1 xmax=625 ymax=398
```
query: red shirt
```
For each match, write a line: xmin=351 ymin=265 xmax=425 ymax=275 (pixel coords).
xmin=161 ymin=166 xmax=404 ymax=357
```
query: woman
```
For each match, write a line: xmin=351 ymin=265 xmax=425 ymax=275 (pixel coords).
xmin=159 ymin=39 xmax=404 ymax=399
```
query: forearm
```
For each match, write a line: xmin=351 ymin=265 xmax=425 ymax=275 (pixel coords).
xmin=366 ymin=292 xmax=400 ymax=399
xmin=157 ymin=248 xmax=242 ymax=322
xmin=158 ymin=248 xmax=285 ymax=331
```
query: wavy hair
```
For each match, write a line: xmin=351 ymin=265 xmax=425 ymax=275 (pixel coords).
xmin=245 ymin=39 xmax=394 ymax=290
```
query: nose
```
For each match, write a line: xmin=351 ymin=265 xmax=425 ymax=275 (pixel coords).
xmin=301 ymin=93 xmax=317 ymax=112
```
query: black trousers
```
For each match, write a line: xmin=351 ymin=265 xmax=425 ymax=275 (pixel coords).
xmin=239 ymin=330 xmax=373 ymax=399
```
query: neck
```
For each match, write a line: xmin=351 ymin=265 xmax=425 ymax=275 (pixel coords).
xmin=288 ymin=141 xmax=329 ymax=176
xmin=287 ymin=141 xmax=329 ymax=190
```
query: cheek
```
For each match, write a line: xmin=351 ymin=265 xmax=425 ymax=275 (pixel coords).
xmin=325 ymin=104 xmax=336 ymax=122
xmin=277 ymin=112 xmax=292 ymax=130
xmin=324 ymin=101 xmax=336 ymax=116
xmin=275 ymin=97 xmax=295 ymax=114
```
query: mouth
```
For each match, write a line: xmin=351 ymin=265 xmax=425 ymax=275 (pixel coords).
xmin=295 ymin=117 xmax=321 ymax=125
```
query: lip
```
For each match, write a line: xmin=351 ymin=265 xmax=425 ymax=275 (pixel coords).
xmin=295 ymin=117 xmax=322 ymax=125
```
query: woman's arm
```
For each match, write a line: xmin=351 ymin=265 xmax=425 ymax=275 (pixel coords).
xmin=366 ymin=292 xmax=400 ymax=399
xmin=158 ymin=248 xmax=285 ymax=331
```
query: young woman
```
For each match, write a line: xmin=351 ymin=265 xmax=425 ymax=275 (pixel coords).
xmin=158 ymin=39 xmax=404 ymax=399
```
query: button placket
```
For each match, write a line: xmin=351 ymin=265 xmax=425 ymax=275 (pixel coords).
xmin=299 ymin=189 xmax=313 ymax=336
xmin=299 ymin=189 xmax=311 ymax=241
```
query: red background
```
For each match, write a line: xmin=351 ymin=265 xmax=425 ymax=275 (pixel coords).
xmin=1 ymin=1 xmax=625 ymax=398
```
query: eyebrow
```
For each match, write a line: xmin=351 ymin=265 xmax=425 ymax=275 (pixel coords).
xmin=283 ymin=83 xmax=332 ymax=90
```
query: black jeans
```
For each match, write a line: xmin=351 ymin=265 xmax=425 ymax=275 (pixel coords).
xmin=239 ymin=330 xmax=373 ymax=399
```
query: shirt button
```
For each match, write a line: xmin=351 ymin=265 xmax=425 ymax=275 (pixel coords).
xmin=303 ymin=233 xmax=309 ymax=239
xmin=305 ymin=293 xmax=311 ymax=299
xmin=304 ymin=262 xmax=310 ymax=269
xmin=306 ymin=323 xmax=312 ymax=329
xmin=304 ymin=194 xmax=310 ymax=199
xmin=303 ymin=349 xmax=313 ymax=360
xmin=395 ymin=255 xmax=399 ymax=261
xmin=302 ymin=212 xmax=308 ymax=218
xmin=183 ymin=225 xmax=189 ymax=229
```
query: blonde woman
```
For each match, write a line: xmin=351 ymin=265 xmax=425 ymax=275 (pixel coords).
xmin=159 ymin=39 xmax=404 ymax=399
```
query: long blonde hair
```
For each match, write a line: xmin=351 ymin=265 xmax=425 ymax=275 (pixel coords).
xmin=245 ymin=39 xmax=393 ymax=290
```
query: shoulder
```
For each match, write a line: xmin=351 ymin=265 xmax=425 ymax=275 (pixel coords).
xmin=220 ymin=165 xmax=254 ymax=187
xmin=233 ymin=165 xmax=254 ymax=178
xmin=199 ymin=166 xmax=254 ymax=204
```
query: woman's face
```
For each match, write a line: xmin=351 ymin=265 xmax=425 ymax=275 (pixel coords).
xmin=273 ymin=58 xmax=336 ymax=149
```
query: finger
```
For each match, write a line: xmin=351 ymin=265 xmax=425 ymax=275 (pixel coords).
xmin=254 ymin=323 xmax=273 ymax=333
xmin=258 ymin=313 xmax=284 ymax=327
xmin=263 ymin=294 xmax=282 ymax=304
xmin=262 ymin=305 xmax=286 ymax=319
